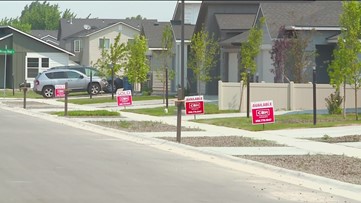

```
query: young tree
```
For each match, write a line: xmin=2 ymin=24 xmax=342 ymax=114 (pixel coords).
xmin=125 ymin=35 xmax=150 ymax=89
xmin=188 ymin=26 xmax=219 ymax=95
xmin=328 ymin=1 xmax=361 ymax=120
xmin=93 ymin=34 xmax=128 ymax=77
xmin=156 ymin=24 xmax=175 ymax=103
xmin=240 ymin=17 xmax=265 ymax=81
xmin=239 ymin=17 xmax=265 ymax=111
xmin=270 ymin=25 xmax=291 ymax=83
xmin=328 ymin=37 xmax=350 ymax=118
xmin=286 ymin=30 xmax=316 ymax=83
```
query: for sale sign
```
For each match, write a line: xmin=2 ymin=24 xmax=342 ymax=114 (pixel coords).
xmin=251 ymin=100 xmax=275 ymax=125
xmin=116 ymin=90 xmax=132 ymax=106
xmin=184 ymin=95 xmax=204 ymax=115
xmin=55 ymin=85 xmax=65 ymax=98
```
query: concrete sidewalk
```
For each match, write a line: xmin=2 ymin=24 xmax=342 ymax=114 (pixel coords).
xmin=2 ymin=97 xmax=361 ymax=157
xmin=1 ymin=97 xmax=361 ymax=202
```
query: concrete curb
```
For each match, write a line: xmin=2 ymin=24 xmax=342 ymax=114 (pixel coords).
xmin=1 ymin=104 xmax=360 ymax=202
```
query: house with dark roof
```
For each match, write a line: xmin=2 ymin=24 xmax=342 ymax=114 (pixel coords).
xmin=141 ymin=21 xmax=172 ymax=94
xmin=0 ymin=26 xmax=74 ymax=88
xmin=58 ymin=18 xmax=156 ymax=67
xmin=195 ymin=1 xmax=342 ymax=95
xmin=31 ymin=30 xmax=59 ymax=46
xmin=141 ymin=20 xmax=195 ymax=94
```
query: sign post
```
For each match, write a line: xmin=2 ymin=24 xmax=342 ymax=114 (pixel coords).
xmin=116 ymin=89 xmax=132 ymax=107
xmin=55 ymin=85 xmax=66 ymax=98
xmin=251 ymin=100 xmax=275 ymax=128
xmin=184 ymin=95 xmax=204 ymax=118
xmin=1 ymin=46 xmax=15 ymax=98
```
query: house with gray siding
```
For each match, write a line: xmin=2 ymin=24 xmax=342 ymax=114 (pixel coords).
xmin=58 ymin=18 xmax=156 ymax=67
xmin=0 ymin=26 xmax=74 ymax=89
xmin=141 ymin=20 xmax=195 ymax=95
xmin=194 ymin=1 xmax=342 ymax=95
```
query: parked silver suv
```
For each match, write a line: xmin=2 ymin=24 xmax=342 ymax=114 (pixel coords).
xmin=33 ymin=69 xmax=107 ymax=98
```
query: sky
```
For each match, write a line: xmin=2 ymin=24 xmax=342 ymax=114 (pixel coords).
xmin=0 ymin=1 xmax=178 ymax=21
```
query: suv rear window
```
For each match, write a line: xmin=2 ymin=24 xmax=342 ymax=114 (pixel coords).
xmin=45 ymin=71 xmax=67 ymax=79
xmin=67 ymin=71 xmax=82 ymax=79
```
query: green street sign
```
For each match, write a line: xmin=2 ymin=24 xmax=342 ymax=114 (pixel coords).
xmin=0 ymin=49 xmax=15 ymax=55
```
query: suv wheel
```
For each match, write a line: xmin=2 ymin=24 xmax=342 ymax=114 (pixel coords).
xmin=42 ymin=86 xmax=55 ymax=98
xmin=88 ymin=83 xmax=100 ymax=95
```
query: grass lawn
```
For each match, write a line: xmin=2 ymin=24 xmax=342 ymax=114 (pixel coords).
xmin=194 ymin=113 xmax=361 ymax=131
xmin=121 ymin=103 xmax=239 ymax=116
xmin=65 ymin=95 xmax=163 ymax=105
xmin=1 ymin=89 xmax=43 ymax=99
xmin=51 ymin=110 xmax=120 ymax=117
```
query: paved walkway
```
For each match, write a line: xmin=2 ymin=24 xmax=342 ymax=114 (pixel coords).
xmin=2 ymin=97 xmax=361 ymax=158
xmin=1 ymin=96 xmax=361 ymax=202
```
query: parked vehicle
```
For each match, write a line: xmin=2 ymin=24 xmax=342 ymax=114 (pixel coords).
xmin=50 ymin=65 xmax=102 ymax=77
xmin=104 ymin=77 xmax=124 ymax=93
xmin=33 ymin=69 xmax=107 ymax=98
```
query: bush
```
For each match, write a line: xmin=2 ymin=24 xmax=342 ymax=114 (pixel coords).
xmin=325 ymin=90 xmax=343 ymax=114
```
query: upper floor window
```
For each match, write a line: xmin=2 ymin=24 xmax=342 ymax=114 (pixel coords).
xmin=27 ymin=58 xmax=39 ymax=68
xmin=99 ymin=38 xmax=110 ymax=49
xmin=74 ymin=40 xmax=81 ymax=52
xmin=42 ymin=58 xmax=49 ymax=68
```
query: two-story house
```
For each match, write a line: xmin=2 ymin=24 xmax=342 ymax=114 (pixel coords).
xmin=58 ymin=18 xmax=156 ymax=67
xmin=194 ymin=1 xmax=342 ymax=95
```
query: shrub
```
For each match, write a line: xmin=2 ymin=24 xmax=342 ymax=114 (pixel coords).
xmin=325 ymin=90 xmax=343 ymax=114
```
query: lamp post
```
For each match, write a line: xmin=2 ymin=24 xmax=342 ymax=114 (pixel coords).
xmin=312 ymin=66 xmax=317 ymax=125
xmin=176 ymin=0 xmax=185 ymax=143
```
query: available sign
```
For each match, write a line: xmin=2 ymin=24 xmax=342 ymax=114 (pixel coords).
xmin=251 ymin=100 xmax=275 ymax=125
xmin=116 ymin=90 xmax=132 ymax=106
xmin=184 ymin=95 xmax=204 ymax=115
xmin=55 ymin=85 xmax=65 ymax=98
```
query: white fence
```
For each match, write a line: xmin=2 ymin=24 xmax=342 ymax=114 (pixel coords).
xmin=218 ymin=80 xmax=361 ymax=112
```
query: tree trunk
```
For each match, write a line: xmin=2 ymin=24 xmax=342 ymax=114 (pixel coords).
xmin=239 ymin=81 xmax=244 ymax=112
xmin=343 ymin=81 xmax=346 ymax=119
xmin=355 ymin=84 xmax=358 ymax=120
xmin=197 ymin=76 xmax=201 ymax=95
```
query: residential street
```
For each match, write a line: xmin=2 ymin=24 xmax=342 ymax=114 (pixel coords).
xmin=0 ymin=108 xmax=357 ymax=202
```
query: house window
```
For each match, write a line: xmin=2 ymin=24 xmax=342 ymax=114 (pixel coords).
xmin=27 ymin=57 xmax=39 ymax=78
xmin=42 ymin=58 xmax=49 ymax=68
xmin=74 ymin=40 xmax=81 ymax=52
xmin=99 ymin=38 xmax=110 ymax=49
xmin=127 ymin=38 xmax=134 ymax=45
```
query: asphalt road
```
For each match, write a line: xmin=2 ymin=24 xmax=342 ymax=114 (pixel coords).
xmin=0 ymin=108 xmax=356 ymax=203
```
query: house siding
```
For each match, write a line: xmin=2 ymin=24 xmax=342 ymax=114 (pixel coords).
xmin=87 ymin=24 xmax=139 ymax=66
xmin=0 ymin=28 xmax=70 ymax=88
xmin=203 ymin=3 xmax=260 ymax=95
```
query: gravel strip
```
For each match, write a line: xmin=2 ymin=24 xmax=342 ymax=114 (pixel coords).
xmin=158 ymin=136 xmax=283 ymax=147
xmin=89 ymin=120 xmax=202 ymax=132
xmin=239 ymin=155 xmax=361 ymax=185
xmin=308 ymin=135 xmax=361 ymax=143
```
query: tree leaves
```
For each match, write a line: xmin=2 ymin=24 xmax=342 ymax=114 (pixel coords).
xmin=125 ymin=35 xmax=150 ymax=84
xmin=188 ymin=26 xmax=219 ymax=92
xmin=240 ymin=17 xmax=265 ymax=82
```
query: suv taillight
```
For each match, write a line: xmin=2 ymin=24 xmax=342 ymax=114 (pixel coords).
xmin=35 ymin=80 xmax=39 ymax=86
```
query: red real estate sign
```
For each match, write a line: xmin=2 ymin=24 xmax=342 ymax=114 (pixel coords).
xmin=184 ymin=95 xmax=204 ymax=115
xmin=251 ymin=100 xmax=275 ymax=125
xmin=116 ymin=90 xmax=132 ymax=106
xmin=55 ymin=85 xmax=65 ymax=98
